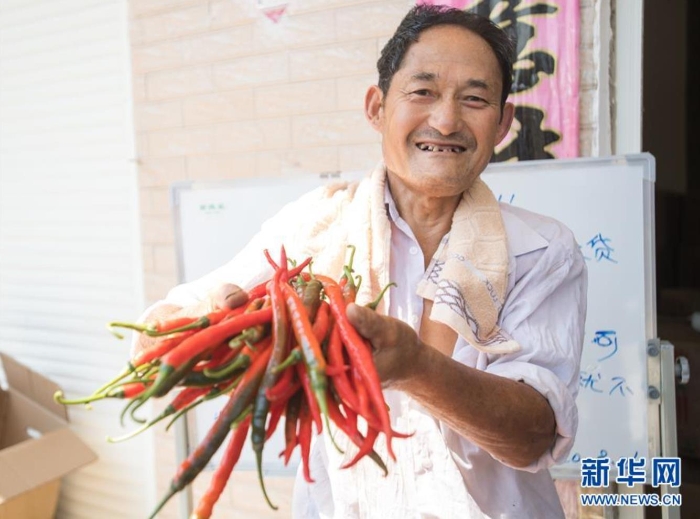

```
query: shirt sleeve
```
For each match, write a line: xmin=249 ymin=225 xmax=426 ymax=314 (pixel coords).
xmin=478 ymin=223 xmax=588 ymax=473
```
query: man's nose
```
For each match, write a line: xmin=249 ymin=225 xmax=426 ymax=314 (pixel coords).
xmin=428 ymin=98 xmax=464 ymax=136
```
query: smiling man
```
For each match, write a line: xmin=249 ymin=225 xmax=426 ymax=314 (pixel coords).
xmin=134 ymin=5 xmax=587 ymax=518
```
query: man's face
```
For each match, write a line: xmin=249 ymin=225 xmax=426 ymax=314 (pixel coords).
xmin=366 ymin=25 xmax=514 ymax=198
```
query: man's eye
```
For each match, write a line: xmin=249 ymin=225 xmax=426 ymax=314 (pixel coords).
xmin=412 ymin=89 xmax=432 ymax=96
xmin=464 ymin=96 xmax=487 ymax=105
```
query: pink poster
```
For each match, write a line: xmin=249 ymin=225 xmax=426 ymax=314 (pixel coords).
xmin=417 ymin=0 xmax=580 ymax=160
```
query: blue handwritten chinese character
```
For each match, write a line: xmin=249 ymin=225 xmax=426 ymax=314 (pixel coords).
xmin=586 ymin=233 xmax=618 ymax=263
xmin=652 ymin=457 xmax=681 ymax=487
xmin=609 ymin=376 xmax=633 ymax=397
xmin=580 ymin=371 xmax=604 ymax=393
xmin=581 ymin=457 xmax=610 ymax=487
xmin=616 ymin=457 xmax=646 ymax=486
xmin=593 ymin=330 xmax=618 ymax=361
xmin=497 ymin=193 xmax=516 ymax=204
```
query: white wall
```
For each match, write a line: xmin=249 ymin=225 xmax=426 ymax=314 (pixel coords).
xmin=0 ymin=0 xmax=153 ymax=516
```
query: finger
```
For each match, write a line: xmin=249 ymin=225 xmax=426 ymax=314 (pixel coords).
xmin=211 ymin=283 xmax=248 ymax=310
xmin=346 ymin=303 xmax=393 ymax=349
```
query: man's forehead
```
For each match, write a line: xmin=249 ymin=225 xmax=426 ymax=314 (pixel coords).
xmin=398 ymin=26 xmax=500 ymax=76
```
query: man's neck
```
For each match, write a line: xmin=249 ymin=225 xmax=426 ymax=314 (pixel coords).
xmin=386 ymin=175 xmax=461 ymax=266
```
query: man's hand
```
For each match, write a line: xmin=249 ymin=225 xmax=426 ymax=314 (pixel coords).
xmin=346 ymin=301 xmax=556 ymax=467
xmin=131 ymin=283 xmax=248 ymax=360
xmin=345 ymin=302 xmax=422 ymax=387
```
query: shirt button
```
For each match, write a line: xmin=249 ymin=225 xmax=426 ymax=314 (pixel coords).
xmin=409 ymin=246 xmax=419 ymax=255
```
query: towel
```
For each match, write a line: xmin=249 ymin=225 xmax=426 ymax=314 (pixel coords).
xmin=291 ymin=161 xmax=520 ymax=354
xmin=414 ymin=177 xmax=521 ymax=354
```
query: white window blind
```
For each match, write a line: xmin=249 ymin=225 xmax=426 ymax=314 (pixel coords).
xmin=0 ymin=0 xmax=153 ymax=517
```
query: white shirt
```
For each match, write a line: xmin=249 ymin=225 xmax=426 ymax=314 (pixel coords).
xmin=292 ymin=191 xmax=587 ymax=519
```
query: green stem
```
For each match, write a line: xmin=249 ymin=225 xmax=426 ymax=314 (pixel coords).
xmin=108 ymin=316 xmax=211 ymax=339
xmin=228 ymin=327 xmax=259 ymax=350
xmin=366 ymin=282 xmax=397 ymax=311
xmin=148 ymin=486 xmax=178 ymax=519
xmin=120 ymin=397 xmax=143 ymax=426
xmin=203 ymin=354 xmax=250 ymax=380
xmin=107 ymin=421 xmax=152 ymax=443
xmin=91 ymin=365 xmax=138 ymax=396
xmin=53 ymin=390 xmax=109 ymax=406
xmin=272 ymin=348 xmax=302 ymax=374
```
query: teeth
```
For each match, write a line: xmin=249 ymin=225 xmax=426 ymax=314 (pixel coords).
xmin=417 ymin=143 xmax=463 ymax=153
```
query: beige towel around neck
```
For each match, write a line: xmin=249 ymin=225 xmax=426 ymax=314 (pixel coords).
xmin=413 ymin=175 xmax=521 ymax=354
xmin=296 ymin=161 xmax=520 ymax=354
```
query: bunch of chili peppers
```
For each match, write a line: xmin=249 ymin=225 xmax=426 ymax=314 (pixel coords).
xmin=54 ymin=246 xmax=408 ymax=519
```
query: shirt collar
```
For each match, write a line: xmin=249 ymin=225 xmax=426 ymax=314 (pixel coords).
xmin=383 ymin=180 xmax=547 ymax=258
xmin=500 ymin=205 xmax=549 ymax=257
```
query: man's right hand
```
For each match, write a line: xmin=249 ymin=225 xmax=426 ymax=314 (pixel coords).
xmin=130 ymin=283 xmax=249 ymax=360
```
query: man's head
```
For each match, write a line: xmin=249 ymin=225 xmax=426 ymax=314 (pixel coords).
xmin=365 ymin=5 xmax=516 ymax=199
xmin=378 ymin=5 xmax=515 ymax=111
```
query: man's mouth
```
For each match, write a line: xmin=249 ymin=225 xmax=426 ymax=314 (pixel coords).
xmin=415 ymin=142 xmax=466 ymax=153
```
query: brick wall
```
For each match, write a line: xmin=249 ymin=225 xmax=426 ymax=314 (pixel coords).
xmin=128 ymin=1 xmax=604 ymax=517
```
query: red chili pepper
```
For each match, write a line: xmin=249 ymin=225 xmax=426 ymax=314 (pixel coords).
xmin=298 ymin=397 xmax=315 ymax=483
xmin=326 ymin=321 xmax=362 ymax=414
xmin=300 ymin=278 xmax=323 ymax=322
xmin=317 ymin=275 xmax=396 ymax=461
xmin=148 ymin=345 xmax=272 ymax=519
xmin=251 ymin=258 xmax=290 ymax=511
xmin=266 ymin=365 xmax=301 ymax=403
xmin=325 ymin=388 xmax=388 ymax=476
xmin=246 ymin=253 xmax=312 ymax=301
xmin=281 ymin=282 xmax=329 ymax=423
xmin=138 ymin=307 xmax=273 ymax=403
xmin=164 ymin=307 xmax=272 ymax=369
xmin=265 ymin=399 xmax=286 ymax=442
xmin=191 ymin=415 xmax=252 ymax=519
xmin=130 ymin=329 xmax=198 ymax=368
xmin=109 ymin=305 xmax=244 ymax=340
xmin=281 ymin=390 xmax=302 ymax=465
xmin=341 ymin=424 xmax=380 ymax=471
xmin=296 ymin=362 xmax=323 ymax=434
xmin=311 ymin=300 xmax=330 ymax=345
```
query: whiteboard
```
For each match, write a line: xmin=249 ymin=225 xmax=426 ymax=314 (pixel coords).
xmin=171 ymin=154 xmax=657 ymax=479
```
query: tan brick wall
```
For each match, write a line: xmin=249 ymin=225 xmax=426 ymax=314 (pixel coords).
xmin=127 ymin=1 xmax=603 ymax=517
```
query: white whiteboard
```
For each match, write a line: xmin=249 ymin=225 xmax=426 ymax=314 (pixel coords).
xmin=172 ymin=154 xmax=657 ymax=479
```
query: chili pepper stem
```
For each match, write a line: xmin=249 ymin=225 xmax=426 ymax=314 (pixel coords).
xmin=148 ymin=486 xmax=178 ymax=519
xmin=107 ymin=321 xmax=154 ymax=339
xmin=324 ymin=412 xmax=344 ymax=454
xmin=165 ymin=402 xmax=197 ymax=432
xmin=272 ymin=349 xmax=302 ymax=374
xmin=92 ymin=365 xmax=137 ymax=396
xmin=126 ymin=396 xmax=149 ymax=425
xmin=107 ymin=421 xmax=151 ymax=443
xmin=254 ymin=448 xmax=279 ymax=511
xmin=114 ymin=314 xmax=216 ymax=338
xmin=366 ymin=282 xmax=397 ymax=311
xmin=202 ymin=355 xmax=250 ymax=380
xmin=53 ymin=390 xmax=110 ymax=406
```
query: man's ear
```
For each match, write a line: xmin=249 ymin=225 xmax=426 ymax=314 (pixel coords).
xmin=496 ymin=102 xmax=515 ymax=145
xmin=365 ymin=85 xmax=384 ymax=132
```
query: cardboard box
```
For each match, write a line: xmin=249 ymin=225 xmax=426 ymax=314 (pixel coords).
xmin=0 ymin=352 xmax=97 ymax=518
